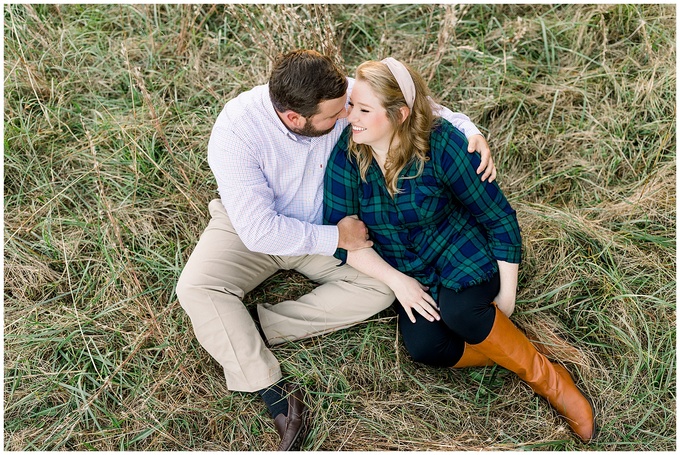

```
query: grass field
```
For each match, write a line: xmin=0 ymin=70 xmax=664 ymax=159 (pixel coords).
xmin=3 ymin=3 xmax=676 ymax=451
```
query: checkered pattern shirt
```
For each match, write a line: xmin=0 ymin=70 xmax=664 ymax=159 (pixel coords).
xmin=208 ymin=81 xmax=483 ymax=257
xmin=323 ymin=119 xmax=522 ymax=299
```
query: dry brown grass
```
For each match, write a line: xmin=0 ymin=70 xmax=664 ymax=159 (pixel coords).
xmin=4 ymin=3 xmax=675 ymax=451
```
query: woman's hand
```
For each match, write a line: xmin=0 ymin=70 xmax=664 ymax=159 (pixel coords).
xmin=388 ymin=275 xmax=440 ymax=323
xmin=344 ymin=244 xmax=440 ymax=324
xmin=493 ymin=291 xmax=516 ymax=318
xmin=494 ymin=261 xmax=519 ymax=318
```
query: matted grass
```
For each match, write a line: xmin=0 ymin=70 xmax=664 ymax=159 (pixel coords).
xmin=4 ymin=4 xmax=675 ymax=451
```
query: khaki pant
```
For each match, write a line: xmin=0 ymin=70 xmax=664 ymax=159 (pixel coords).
xmin=176 ymin=199 xmax=394 ymax=392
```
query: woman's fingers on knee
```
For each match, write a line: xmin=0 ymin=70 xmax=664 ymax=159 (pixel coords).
xmin=424 ymin=294 xmax=438 ymax=310
xmin=427 ymin=312 xmax=441 ymax=322
xmin=423 ymin=301 xmax=440 ymax=320
xmin=415 ymin=305 xmax=436 ymax=323
xmin=405 ymin=307 xmax=417 ymax=323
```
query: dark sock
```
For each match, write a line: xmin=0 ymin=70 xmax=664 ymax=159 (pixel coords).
xmin=258 ymin=379 xmax=289 ymax=418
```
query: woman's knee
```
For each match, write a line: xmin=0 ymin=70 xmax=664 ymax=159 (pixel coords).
xmin=403 ymin=336 xmax=438 ymax=365
xmin=403 ymin=337 xmax=462 ymax=367
xmin=438 ymin=282 xmax=498 ymax=343
xmin=440 ymin=301 xmax=486 ymax=329
xmin=399 ymin=319 xmax=463 ymax=367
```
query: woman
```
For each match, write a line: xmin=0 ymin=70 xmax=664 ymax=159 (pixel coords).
xmin=323 ymin=57 xmax=596 ymax=443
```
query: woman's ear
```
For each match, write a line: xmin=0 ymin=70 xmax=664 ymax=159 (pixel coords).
xmin=398 ymin=106 xmax=410 ymax=124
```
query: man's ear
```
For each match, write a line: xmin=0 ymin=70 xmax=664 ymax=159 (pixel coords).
xmin=284 ymin=110 xmax=306 ymax=128
xmin=398 ymin=106 xmax=410 ymax=124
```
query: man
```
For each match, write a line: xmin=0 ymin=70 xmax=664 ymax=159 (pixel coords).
xmin=176 ymin=50 xmax=495 ymax=451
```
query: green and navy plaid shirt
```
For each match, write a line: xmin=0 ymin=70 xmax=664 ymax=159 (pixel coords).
xmin=323 ymin=119 xmax=522 ymax=301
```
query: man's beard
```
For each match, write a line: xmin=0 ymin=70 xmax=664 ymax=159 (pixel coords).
xmin=291 ymin=120 xmax=335 ymax=138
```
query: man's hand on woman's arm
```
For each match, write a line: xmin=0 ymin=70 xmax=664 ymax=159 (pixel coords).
xmin=468 ymin=134 xmax=496 ymax=183
xmin=337 ymin=215 xmax=373 ymax=251
xmin=434 ymin=107 xmax=496 ymax=183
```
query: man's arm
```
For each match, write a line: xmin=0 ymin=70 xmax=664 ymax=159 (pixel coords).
xmin=351 ymin=76 xmax=494 ymax=180
xmin=433 ymin=103 xmax=496 ymax=182
xmin=208 ymin=124 xmax=369 ymax=256
xmin=337 ymin=216 xmax=373 ymax=251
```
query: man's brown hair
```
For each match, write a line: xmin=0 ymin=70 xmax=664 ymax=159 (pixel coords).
xmin=269 ymin=50 xmax=348 ymax=118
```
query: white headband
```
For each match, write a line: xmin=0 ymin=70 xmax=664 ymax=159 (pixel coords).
xmin=381 ymin=57 xmax=416 ymax=109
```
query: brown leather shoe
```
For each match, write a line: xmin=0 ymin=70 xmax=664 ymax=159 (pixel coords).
xmin=273 ymin=384 xmax=308 ymax=451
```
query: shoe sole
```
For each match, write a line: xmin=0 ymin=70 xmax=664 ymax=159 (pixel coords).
xmin=579 ymin=386 xmax=598 ymax=443
xmin=284 ymin=405 xmax=309 ymax=451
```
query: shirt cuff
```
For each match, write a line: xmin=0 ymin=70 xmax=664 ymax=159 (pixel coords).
xmin=492 ymin=244 xmax=522 ymax=264
xmin=316 ymin=224 xmax=341 ymax=256
xmin=461 ymin=123 xmax=482 ymax=138
xmin=333 ymin=248 xmax=348 ymax=265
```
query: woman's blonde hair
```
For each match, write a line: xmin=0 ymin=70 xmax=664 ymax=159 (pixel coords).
xmin=349 ymin=60 xmax=436 ymax=196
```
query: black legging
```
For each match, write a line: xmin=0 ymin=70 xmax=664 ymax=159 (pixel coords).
xmin=397 ymin=273 xmax=501 ymax=367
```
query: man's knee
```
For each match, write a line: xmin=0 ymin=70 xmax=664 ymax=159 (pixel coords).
xmin=357 ymin=279 xmax=395 ymax=312
xmin=175 ymin=266 xmax=199 ymax=312
xmin=374 ymin=286 xmax=396 ymax=311
xmin=176 ymin=261 xmax=222 ymax=313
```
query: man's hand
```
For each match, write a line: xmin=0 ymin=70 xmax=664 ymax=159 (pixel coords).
xmin=468 ymin=134 xmax=496 ymax=183
xmin=337 ymin=215 xmax=373 ymax=251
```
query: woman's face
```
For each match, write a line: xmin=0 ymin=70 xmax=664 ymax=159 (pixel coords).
xmin=347 ymin=79 xmax=395 ymax=152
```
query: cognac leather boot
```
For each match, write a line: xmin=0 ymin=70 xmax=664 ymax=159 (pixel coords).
xmin=471 ymin=305 xmax=596 ymax=443
xmin=452 ymin=328 xmax=556 ymax=369
xmin=452 ymin=343 xmax=495 ymax=368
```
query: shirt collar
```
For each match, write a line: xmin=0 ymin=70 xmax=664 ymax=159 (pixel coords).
xmin=263 ymin=84 xmax=312 ymax=143
xmin=262 ymin=82 xmax=353 ymax=144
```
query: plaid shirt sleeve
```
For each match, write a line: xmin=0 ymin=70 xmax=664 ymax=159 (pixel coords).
xmin=323 ymin=128 xmax=356 ymax=264
xmin=434 ymin=121 xmax=522 ymax=263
